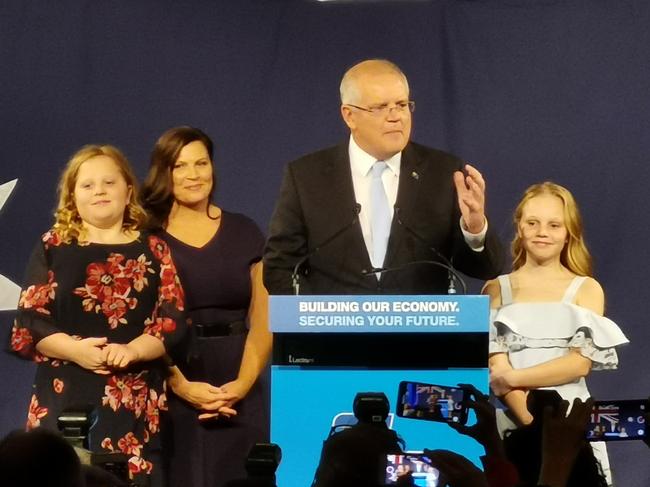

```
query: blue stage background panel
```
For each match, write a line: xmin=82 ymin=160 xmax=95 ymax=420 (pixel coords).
xmin=271 ymin=367 xmax=487 ymax=487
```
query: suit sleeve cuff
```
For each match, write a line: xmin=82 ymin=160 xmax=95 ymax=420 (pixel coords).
xmin=459 ymin=217 xmax=487 ymax=252
xmin=458 ymin=216 xmax=488 ymax=252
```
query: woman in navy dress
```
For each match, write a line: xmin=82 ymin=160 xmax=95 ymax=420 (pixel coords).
xmin=11 ymin=145 xmax=186 ymax=487
xmin=141 ymin=126 xmax=272 ymax=487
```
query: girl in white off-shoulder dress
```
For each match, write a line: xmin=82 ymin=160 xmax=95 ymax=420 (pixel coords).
xmin=484 ymin=182 xmax=628 ymax=485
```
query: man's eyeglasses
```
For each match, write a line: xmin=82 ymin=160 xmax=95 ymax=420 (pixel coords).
xmin=345 ymin=101 xmax=415 ymax=116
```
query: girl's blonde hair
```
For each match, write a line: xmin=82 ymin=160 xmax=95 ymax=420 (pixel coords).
xmin=511 ymin=182 xmax=593 ymax=276
xmin=53 ymin=144 xmax=147 ymax=242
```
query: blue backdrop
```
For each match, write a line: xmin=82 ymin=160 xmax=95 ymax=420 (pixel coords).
xmin=1 ymin=1 xmax=648 ymax=485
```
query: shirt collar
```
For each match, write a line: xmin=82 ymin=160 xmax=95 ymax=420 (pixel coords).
xmin=348 ymin=135 xmax=401 ymax=178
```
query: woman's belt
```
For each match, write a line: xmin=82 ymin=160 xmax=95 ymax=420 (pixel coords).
xmin=193 ymin=320 xmax=247 ymax=337
xmin=187 ymin=308 xmax=248 ymax=337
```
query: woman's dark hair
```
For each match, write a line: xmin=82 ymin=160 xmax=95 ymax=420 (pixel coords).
xmin=140 ymin=126 xmax=215 ymax=229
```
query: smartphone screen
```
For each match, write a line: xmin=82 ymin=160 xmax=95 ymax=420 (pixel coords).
xmin=587 ymin=399 xmax=647 ymax=442
xmin=383 ymin=453 xmax=440 ymax=486
xmin=396 ymin=381 xmax=467 ymax=424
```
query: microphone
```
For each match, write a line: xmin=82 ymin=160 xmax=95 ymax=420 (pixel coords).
xmin=361 ymin=261 xmax=467 ymax=294
xmin=291 ymin=203 xmax=362 ymax=295
xmin=392 ymin=206 xmax=467 ymax=294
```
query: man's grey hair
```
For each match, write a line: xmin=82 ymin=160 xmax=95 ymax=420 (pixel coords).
xmin=339 ymin=59 xmax=410 ymax=105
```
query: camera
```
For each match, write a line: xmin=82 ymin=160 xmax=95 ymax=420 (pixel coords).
xmin=58 ymin=406 xmax=132 ymax=485
xmin=57 ymin=404 xmax=97 ymax=450
xmin=354 ymin=392 xmax=390 ymax=425
xmin=224 ymin=443 xmax=282 ymax=487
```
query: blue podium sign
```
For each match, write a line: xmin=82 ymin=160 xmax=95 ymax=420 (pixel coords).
xmin=269 ymin=295 xmax=490 ymax=486
xmin=272 ymin=368 xmax=487 ymax=487
xmin=270 ymin=295 xmax=489 ymax=333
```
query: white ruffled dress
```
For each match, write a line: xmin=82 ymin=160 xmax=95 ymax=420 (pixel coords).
xmin=490 ymin=275 xmax=628 ymax=401
xmin=490 ymin=274 xmax=629 ymax=484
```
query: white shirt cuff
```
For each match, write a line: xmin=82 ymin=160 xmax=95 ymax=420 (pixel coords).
xmin=460 ymin=217 xmax=487 ymax=252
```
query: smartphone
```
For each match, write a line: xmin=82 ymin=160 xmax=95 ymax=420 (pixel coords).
xmin=587 ymin=399 xmax=647 ymax=442
xmin=383 ymin=453 xmax=440 ymax=487
xmin=396 ymin=381 xmax=468 ymax=425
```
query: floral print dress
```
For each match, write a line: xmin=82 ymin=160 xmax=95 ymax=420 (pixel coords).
xmin=11 ymin=231 xmax=186 ymax=486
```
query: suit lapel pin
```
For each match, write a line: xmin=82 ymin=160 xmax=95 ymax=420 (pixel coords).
xmin=411 ymin=171 xmax=419 ymax=180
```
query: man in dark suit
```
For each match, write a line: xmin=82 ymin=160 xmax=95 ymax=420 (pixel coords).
xmin=263 ymin=59 xmax=503 ymax=295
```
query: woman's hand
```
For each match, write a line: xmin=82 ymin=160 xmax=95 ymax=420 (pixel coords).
xmin=218 ymin=379 xmax=250 ymax=407
xmin=173 ymin=380 xmax=225 ymax=408
xmin=196 ymin=380 xmax=249 ymax=421
xmin=196 ymin=380 xmax=250 ymax=421
xmin=102 ymin=343 xmax=139 ymax=369
xmin=71 ymin=337 xmax=110 ymax=374
xmin=197 ymin=405 xmax=238 ymax=421
xmin=170 ymin=379 xmax=238 ymax=419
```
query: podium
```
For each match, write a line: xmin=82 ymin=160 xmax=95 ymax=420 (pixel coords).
xmin=270 ymin=295 xmax=489 ymax=486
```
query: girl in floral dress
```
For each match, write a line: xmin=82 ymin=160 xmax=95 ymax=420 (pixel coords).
xmin=11 ymin=145 xmax=186 ymax=487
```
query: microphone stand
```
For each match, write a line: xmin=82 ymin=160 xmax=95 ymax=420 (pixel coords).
xmin=362 ymin=260 xmax=468 ymax=295
xmin=291 ymin=204 xmax=362 ymax=295
xmin=393 ymin=207 xmax=467 ymax=294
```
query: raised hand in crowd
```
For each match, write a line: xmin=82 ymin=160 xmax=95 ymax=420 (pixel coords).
xmin=448 ymin=384 xmax=503 ymax=457
xmin=537 ymin=397 xmax=593 ymax=487
xmin=446 ymin=384 xmax=520 ymax=487
xmin=424 ymin=449 xmax=489 ymax=487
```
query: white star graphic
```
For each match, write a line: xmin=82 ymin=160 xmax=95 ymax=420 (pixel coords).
xmin=0 ymin=179 xmax=21 ymax=311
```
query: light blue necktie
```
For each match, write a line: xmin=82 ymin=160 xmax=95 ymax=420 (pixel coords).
xmin=370 ymin=161 xmax=391 ymax=268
